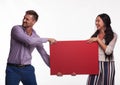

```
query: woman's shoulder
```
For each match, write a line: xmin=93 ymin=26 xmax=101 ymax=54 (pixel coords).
xmin=113 ymin=32 xmax=118 ymax=40
xmin=113 ymin=32 xmax=117 ymax=37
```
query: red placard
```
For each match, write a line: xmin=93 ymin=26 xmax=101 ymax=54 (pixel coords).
xmin=50 ymin=40 xmax=98 ymax=75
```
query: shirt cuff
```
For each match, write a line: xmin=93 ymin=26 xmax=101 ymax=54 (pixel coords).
xmin=41 ymin=38 xmax=48 ymax=43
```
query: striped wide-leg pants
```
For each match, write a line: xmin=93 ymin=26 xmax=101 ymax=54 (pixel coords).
xmin=87 ymin=61 xmax=115 ymax=85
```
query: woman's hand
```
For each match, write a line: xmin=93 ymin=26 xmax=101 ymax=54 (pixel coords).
xmin=87 ymin=37 xmax=98 ymax=43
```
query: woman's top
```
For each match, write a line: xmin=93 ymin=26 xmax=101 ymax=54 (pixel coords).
xmin=98 ymin=33 xmax=117 ymax=61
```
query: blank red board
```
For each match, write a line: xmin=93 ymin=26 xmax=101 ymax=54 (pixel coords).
xmin=50 ymin=40 xmax=98 ymax=75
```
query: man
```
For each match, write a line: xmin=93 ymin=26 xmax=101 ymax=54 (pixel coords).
xmin=5 ymin=10 xmax=56 ymax=85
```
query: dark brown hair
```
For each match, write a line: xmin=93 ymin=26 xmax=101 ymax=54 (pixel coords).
xmin=91 ymin=13 xmax=114 ymax=45
xmin=26 ymin=10 xmax=39 ymax=21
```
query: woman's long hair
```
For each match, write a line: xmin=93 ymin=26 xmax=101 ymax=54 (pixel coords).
xmin=91 ymin=13 xmax=114 ymax=45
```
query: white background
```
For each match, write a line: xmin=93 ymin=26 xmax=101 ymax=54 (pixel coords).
xmin=0 ymin=0 xmax=120 ymax=85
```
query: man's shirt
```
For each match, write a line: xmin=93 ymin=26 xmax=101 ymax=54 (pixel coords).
xmin=7 ymin=25 xmax=50 ymax=66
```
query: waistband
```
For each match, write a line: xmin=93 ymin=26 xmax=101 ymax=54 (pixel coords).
xmin=7 ymin=63 xmax=31 ymax=68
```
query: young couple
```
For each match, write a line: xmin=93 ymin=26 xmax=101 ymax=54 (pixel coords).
xmin=5 ymin=10 xmax=117 ymax=85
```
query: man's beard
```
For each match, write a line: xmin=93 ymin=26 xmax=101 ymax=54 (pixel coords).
xmin=22 ymin=22 xmax=28 ymax=28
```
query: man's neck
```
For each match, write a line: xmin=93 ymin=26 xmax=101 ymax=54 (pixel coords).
xmin=25 ymin=27 xmax=33 ymax=36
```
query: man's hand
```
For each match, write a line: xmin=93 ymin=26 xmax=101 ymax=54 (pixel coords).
xmin=57 ymin=72 xmax=63 ymax=77
xmin=48 ymin=38 xmax=56 ymax=44
xmin=71 ymin=72 xmax=76 ymax=76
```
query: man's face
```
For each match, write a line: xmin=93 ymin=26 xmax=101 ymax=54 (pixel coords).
xmin=22 ymin=14 xmax=36 ymax=28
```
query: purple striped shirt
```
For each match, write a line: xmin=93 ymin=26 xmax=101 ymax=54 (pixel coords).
xmin=7 ymin=25 xmax=50 ymax=66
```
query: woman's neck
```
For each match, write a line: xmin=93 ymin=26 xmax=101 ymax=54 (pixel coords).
xmin=98 ymin=29 xmax=105 ymax=39
xmin=98 ymin=31 xmax=105 ymax=40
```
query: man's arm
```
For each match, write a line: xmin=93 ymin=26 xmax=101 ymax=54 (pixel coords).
xmin=11 ymin=26 xmax=48 ymax=46
xmin=36 ymin=44 xmax=50 ymax=67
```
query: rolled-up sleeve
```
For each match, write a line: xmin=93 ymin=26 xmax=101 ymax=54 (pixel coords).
xmin=105 ymin=33 xmax=117 ymax=55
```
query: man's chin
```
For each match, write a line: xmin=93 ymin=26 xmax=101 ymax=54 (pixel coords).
xmin=22 ymin=24 xmax=27 ymax=28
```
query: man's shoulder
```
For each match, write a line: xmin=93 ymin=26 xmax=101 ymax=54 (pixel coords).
xmin=11 ymin=25 xmax=24 ymax=32
xmin=12 ymin=25 xmax=22 ymax=29
xmin=11 ymin=25 xmax=23 ymax=30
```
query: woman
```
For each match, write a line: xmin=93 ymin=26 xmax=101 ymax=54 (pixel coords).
xmin=87 ymin=13 xmax=117 ymax=85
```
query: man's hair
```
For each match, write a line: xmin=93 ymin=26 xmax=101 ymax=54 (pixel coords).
xmin=26 ymin=10 xmax=39 ymax=21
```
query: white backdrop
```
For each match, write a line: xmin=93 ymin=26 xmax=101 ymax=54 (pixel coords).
xmin=0 ymin=0 xmax=120 ymax=85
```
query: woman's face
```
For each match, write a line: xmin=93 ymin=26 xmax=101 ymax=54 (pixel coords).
xmin=95 ymin=16 xmax=105 ymax=30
